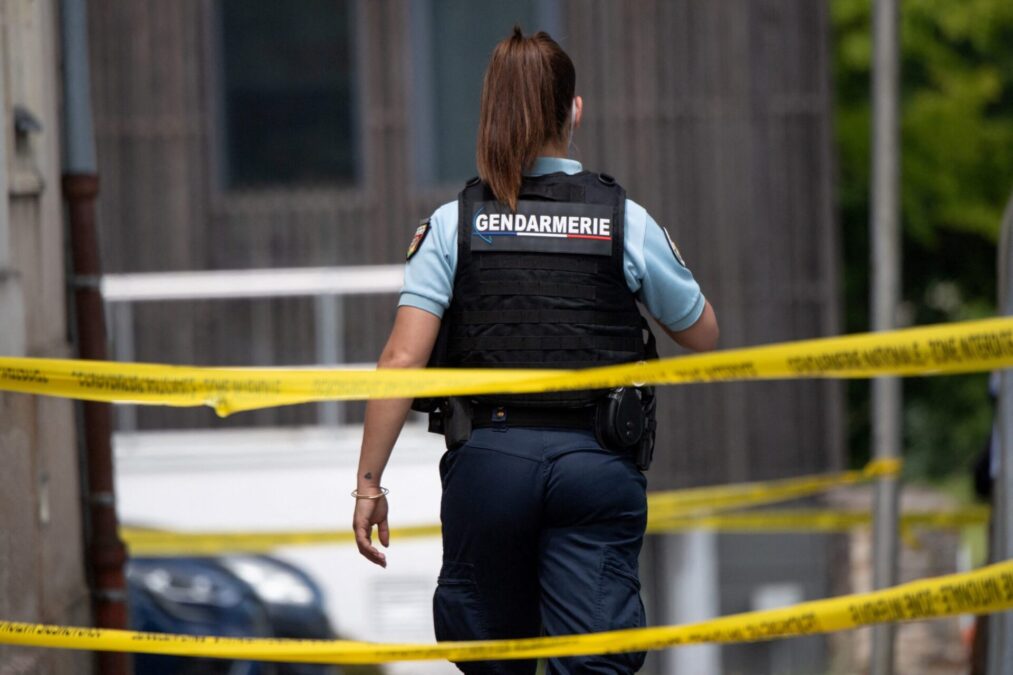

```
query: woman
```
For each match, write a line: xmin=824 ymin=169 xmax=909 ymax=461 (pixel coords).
xmin=353 ymin=28 xmax=718 ymax=675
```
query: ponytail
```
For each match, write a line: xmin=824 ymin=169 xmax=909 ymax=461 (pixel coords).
xmin=476 ymin=27 xmax=575 ymax=211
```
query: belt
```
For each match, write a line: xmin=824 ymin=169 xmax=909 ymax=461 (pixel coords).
xmin=471 ymin=403 xmax=596 ymax=430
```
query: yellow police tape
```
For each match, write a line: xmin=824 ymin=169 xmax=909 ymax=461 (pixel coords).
xmin=120 ymin=459 xmax=901 ymax=555
xmin=647 ymin=458 xmax=901 ymax=519
xmin=645 ymin=506 xmax=991 ymax=535
xmin=120 ymin=507 xmax=988 ymax=556
xmin=0 ymin=318 xmax=1010 ymax=415
xmin=2 ymin=561 xmax=1011 ymax=664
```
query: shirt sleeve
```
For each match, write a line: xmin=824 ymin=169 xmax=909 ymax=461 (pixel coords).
xmin=398 ymin=201 xmax=458 ymax=318
xmin=623 ymin=199 xmax=706 ymax=332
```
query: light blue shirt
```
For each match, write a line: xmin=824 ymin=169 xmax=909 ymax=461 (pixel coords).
xmin=399 ymin=157 xmax=706 ymax=331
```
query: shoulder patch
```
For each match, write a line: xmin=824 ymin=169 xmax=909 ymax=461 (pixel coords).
xmin=406 ymin=219 xmax=431 ymax=261
xmin=662 ymin=226 xmax=687 ymax=267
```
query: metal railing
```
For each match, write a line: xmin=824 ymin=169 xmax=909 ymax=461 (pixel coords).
xmin=101 ymin=265 xmax=404 ymax=429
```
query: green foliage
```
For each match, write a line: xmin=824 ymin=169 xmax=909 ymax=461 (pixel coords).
xmin=832 ymin=0 xmax=1013 ymax=479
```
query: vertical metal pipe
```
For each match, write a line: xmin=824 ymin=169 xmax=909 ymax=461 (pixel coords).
xmin=665 ymin=531 xmax=722 ymax=674
xmin=59 ymin=2 xmax=130 ymax=674
xmin=64 ymin=175 xmax=130 ymax=675
xmin=869 ymin=0 xmax=902 ymax=673
xmin=60 ymin=0 xmax=97 ymax=174
xmin=987 ymin=191 xmax=1013 ymax=674
xmin=112 ymin=303 xmax=137 ymax=431
xmin=315 ymin=295 xmax=343 ymax=426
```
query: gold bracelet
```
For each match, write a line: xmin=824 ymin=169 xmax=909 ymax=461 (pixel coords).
xmin=351 ymin=487 xmax=389 ymax=500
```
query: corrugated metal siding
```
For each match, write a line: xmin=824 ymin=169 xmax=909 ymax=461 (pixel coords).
xmin=564 ymin=0 xmax=841 ymax=486
xmin=87 ymin=0 xmax=841 ymax=482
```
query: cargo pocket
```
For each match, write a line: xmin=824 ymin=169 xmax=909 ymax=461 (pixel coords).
xmin=595 ymin=553 xmax=647 ymax=671
xmin=433 ymin=561 xmax=489 ymax=643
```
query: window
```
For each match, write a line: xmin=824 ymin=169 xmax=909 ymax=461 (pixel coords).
xmin=410 ymin=0 xmax=562 ymax=185
xmin=219 ymin=0 xmax=356 ymax=188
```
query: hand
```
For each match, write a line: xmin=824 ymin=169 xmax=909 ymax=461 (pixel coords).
xmin=353 ymin=495 xmax=390 ymax=567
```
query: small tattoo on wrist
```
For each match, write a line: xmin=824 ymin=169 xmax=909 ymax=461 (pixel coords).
xmin=364 ymin=472 xmax=373 ymax=480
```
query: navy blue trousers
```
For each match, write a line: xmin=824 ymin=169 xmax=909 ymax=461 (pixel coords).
xmin=433 ymin=427 xmax=648 ymax=674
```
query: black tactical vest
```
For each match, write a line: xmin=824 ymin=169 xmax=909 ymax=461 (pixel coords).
xmin=440 ymin=170 xmax=651 ymax=408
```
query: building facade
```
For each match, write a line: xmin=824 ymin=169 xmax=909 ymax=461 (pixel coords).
xmin=0 ymin=1 xmax=92 ymax=673
xmin=88 ymin=0 xmax=842 ymax=472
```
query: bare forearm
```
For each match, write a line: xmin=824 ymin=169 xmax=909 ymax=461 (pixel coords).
xmin=354 ymin=306 xmax=442 ymax=492
xmin=357 ymin=397 xmax=413 ymax=491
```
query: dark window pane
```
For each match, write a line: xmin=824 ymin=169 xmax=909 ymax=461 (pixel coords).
xmin=221 ymin=0 xmax=355 ymax=188
xmin=425 ymin=0 xmax=543 ymax=184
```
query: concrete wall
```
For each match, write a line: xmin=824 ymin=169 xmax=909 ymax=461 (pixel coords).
xmin=0 ymin=1 xmax=92 ymax=673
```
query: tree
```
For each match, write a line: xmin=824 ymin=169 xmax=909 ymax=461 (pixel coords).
xmin=833 ymin=0 xmax=1013 ymax=478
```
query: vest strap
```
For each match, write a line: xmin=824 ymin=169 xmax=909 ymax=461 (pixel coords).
xmin=455 ymin=358 xmax=604 ymax=369
xmin=451 ymin=335 xmax=643 ymax=352
xmin=476 ymin=282 xmax=596 ymax=299
xmin=478 ymin=255 xmax=604 ymax=274
xmin=455 ymin=309 xmax=643 ymax=326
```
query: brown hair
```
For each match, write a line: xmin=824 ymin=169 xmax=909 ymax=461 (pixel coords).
xmin=476 ymin=27 xmax=575 ymax=211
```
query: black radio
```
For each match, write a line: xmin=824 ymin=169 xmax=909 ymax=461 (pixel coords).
xmin=594 ymin=387 xmax=657 ymax=471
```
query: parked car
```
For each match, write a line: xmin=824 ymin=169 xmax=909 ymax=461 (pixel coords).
xmin=127 ymin=555 xmax=342 ymax=675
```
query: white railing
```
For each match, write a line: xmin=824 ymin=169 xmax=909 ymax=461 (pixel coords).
xmin=100 ymin=265 xmax=404 ymax=302
xmin=102 ymin=265 xmax=405 ymax=429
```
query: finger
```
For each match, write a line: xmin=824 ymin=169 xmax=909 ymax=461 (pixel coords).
xmin=354 ymin=523 xmax=387 ymax=567
xmin=354 ymin=522 xmax=374 ymax=554
xmin=378 ymin=518 xmax=390 ymax=548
